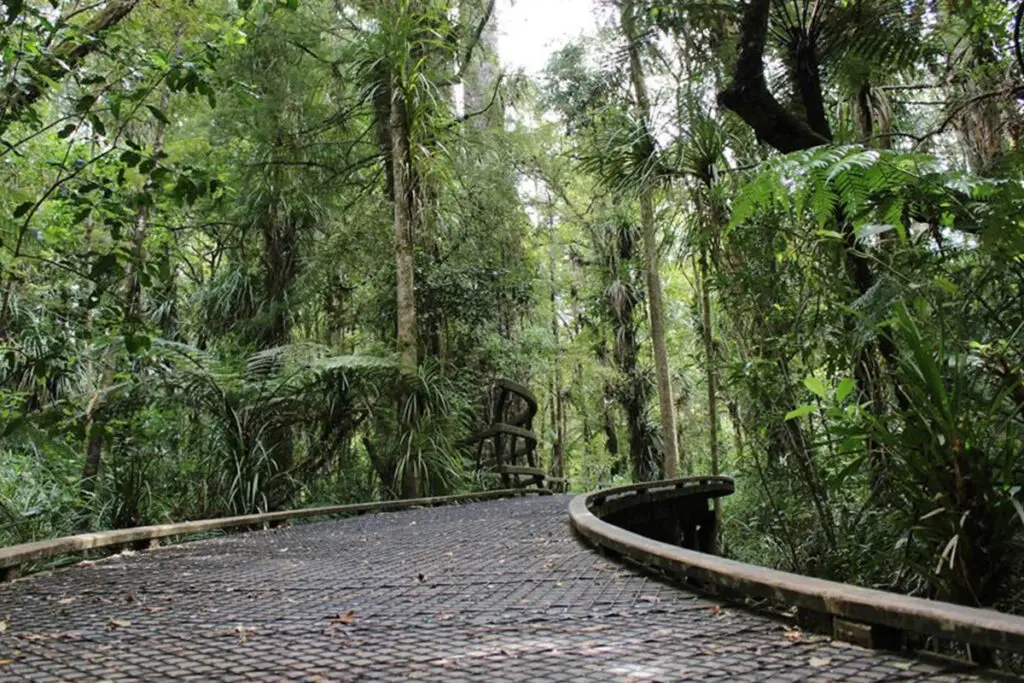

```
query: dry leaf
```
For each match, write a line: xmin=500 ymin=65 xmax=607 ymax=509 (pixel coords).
xmin=708 ymin=605 xmax=722 ymax=615
xmin=234 ymin=625 xmax=257 ymax=642
xmin=202 ymin=628 xmax=238 ymax=638
xmin=107 ymin=619 xmax=131 ymax=629
xmin=809 ymin=657 xmax=831 ymax=668
xmin=0 ymin=660 xmax=11 ymax=666
xmin=891 ymin=661 xmax=913 ymax=670
xmin=0 ymin=620 xmax=7 ymax=633
xmin=784 ymin=629 xmax=802 ymax=641
xmin=328 ymin=610 xmax=356 ymax=624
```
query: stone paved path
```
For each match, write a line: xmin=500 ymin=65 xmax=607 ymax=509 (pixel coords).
xmin=0 ymin=495 xmax=995 ymax=681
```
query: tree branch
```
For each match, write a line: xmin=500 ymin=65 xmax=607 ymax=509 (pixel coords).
xmin=447 ymin=73 xmax=504 ymax=127
xmin=2 ymin=0 xmax=142 ymax=126
xmin=789 ymin=31 xmax=831 ymax=139
xmin=462 ymin=0 xmax=496 ymax=72
xmin=913 ymin=85 xmax=1024 ymax=149
xmin=435 ymin=0 xmax=496 ymax=88
xmin=716 ymin=0 xmax=828 ymax=153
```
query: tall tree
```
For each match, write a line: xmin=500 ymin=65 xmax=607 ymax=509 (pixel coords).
xmin=620 ymin=0 xmax=680 ymax=478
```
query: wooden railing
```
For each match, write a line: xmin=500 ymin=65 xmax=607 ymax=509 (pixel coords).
xmin=463 ymin=378 xmax=567 ymax=492
xmin=570 ymin=476 xmax=1024 ymax=657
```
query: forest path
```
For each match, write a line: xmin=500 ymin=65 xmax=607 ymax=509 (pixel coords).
xmin=0 ymin=495 xmax=995 ymax=681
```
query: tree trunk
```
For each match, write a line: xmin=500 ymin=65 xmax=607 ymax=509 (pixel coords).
xmin=697 ymin=249 xmax=720 ymax=477
xmin=79 ymin=202 xmax=149 ymax=524
xmin=727 ymin=400 xmax=744 ymax=460
xmin=391 ymin=91 xmax=419 ymax=368
xmin=547 ymin=210 xmax=565 ymax=478
xmin=78 ymin=108 xmax=167 ymax=524
xmin=460 ymin=0 xmax=502 ymax=130
xmin=621 ymin=0 xmax=680 ymax=479
xmin=697 ymin=248 xmax=722 ymax=529
xmin=600 ymin=376 xmax=621 ymax=475
xmin=390 ymin=79 xmax=420 ymax=499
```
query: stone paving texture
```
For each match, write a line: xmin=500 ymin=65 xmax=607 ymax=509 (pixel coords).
xmin=0 ymin=495 xmax=997 ymax=681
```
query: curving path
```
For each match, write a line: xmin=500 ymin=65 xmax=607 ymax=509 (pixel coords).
xmin=0 ymin=496 xmax=996 ymax=681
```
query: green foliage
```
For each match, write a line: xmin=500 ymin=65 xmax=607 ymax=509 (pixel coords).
xmin=728 ymin=138 xmax=1024 ymax=610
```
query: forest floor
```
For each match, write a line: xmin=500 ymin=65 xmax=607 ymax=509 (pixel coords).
xmin=0 ymin=496 xmax=1001 ymax=681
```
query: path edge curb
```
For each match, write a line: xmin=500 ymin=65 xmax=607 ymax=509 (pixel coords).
xmin=0 ymin=488 xmax=550 ymax=580
xmin=569 ymin=477 xmax=1024 ymax=656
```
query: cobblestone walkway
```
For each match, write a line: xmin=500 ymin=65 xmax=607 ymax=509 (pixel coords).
xmin=0 ymin=495 xmax=995 ymax=681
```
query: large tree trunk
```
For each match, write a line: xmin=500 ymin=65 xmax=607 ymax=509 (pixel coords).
xmin=621 ymin=0 xmax=680 ymax=479
xmin=460 ymin=0 xmax=502 ymax=130
xmin=602 ymin=218 xmax=659 ymax=480
xmin=390 ymin=80 xmax=420 ymax=499
xmin=391 ymin=92 xmax=419 ymax=369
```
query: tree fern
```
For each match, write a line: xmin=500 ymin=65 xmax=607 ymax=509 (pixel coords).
xmin=732 ymin=145 xmax=1021 ymax=253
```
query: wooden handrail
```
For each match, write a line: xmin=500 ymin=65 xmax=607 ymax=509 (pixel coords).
xmin=493 ymin=378 xmax=538 ymax=427
xmin=464 ymin=423 xmax=538 ymax=444
xmin=569 ymin=477 xmax=1024 ymax=655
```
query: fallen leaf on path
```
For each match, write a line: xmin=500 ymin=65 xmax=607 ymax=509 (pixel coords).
xmin=328 ymin=610 xmax=356 ymax=624
xmin=708 ymin=605 xmax=721 ymax=615
xmin=0 ymin=619 xmax=7 ymax=633
xmin=234 ymin=625 xmax=257 ymax=642
xmin=19 ymin=633 xmax=47 ymax=642
xmin=784 ymin=629 xmax=802 ymax=641
xmin=809 ymin=657 xmax=832 ymax=667
xmin=891 ymin=661 xmax=914 ymax=670
xmin=0 ymin=659 xmax=11 ymax=666
xmin=107 ymin=619 xmax=131 ymax=629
